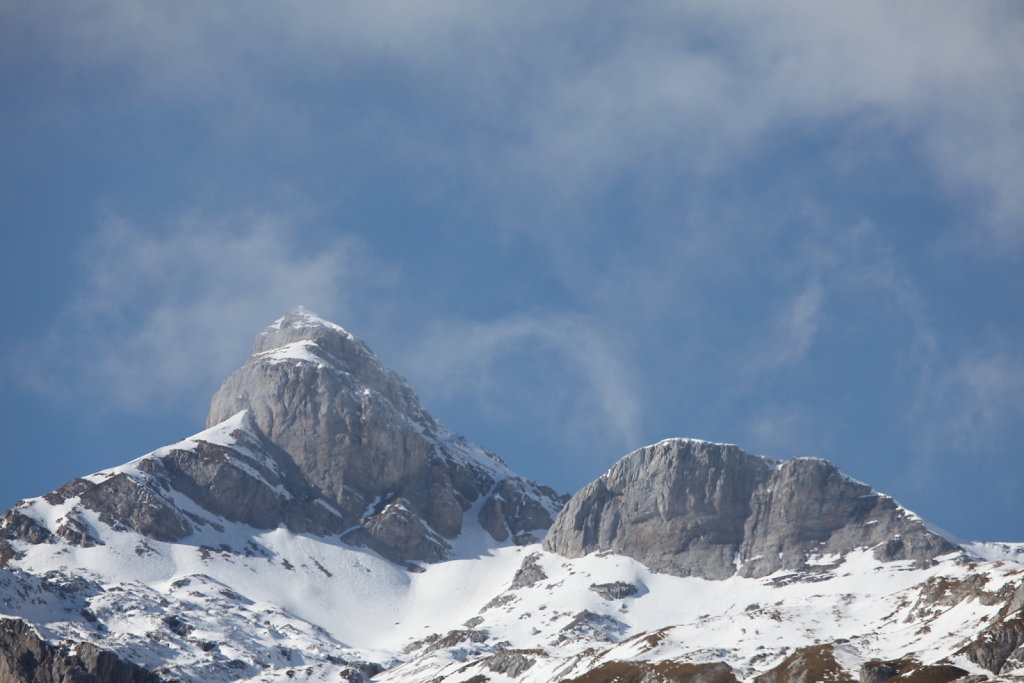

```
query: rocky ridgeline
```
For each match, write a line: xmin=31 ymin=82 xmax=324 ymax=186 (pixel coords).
xmin=2 ymin=308 xmax=1023 ymax=682
xmin=2 ymin=307 xmax=564 ymax=568
xmin=544 ymin=438 xmax=958 ymax=579
xmin=206 ymin=307 xmax=564 ymax=561
xmin=0 ymin=410 xmax=352 ymax=557
xmin=0 ymin=617 xmax=165 ymax=683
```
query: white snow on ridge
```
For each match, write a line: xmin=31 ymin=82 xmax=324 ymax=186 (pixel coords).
xmin=255 ymin=340 xmax=330 ymax=367
xmin=6 ymin=510 xmax=1022 ymax=683
xmin=430 ymin=430 xmax=516 ymax=482
xmin=648 ymin=436 xmax=741 ymax=449
xmin=6 ymin=309 xmax=1021 ymax=681
xmin=962 ymin=540 xmax=1024 ymax=564
xmin=3 ymin=410 xmax=298 ymax=543
xmin=144 ymin=409 xmax=255 ymax=458
xmin=269 ymin=306 xmax=355 ymax=338
xmin=113 ymin=410 xmax=289 ymax=488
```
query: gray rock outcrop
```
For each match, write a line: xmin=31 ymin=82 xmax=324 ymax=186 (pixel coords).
xmin=483 ymin=650 xmax=536 ymax=677
xmin=205 ymin=307 xmax=565 ymax=562
xmin=544 ymin=439 xmax=957 ymax=579
xmin=753 ymin=644 xmax=853 ymax=683
xmin=589 ymin=581 xmax=640 ymax=600
xmin=0 ymin=617 xmax=166 ymax=683
xmin=2 ymin=309 xmax=564 ymax=567
xmin=856 ymin=659 xmax=972 ymax=683
xmin=957 ymin=609 xmax=1024 ymax=674
xmin=859 ymin=660 xmax=901 ymax=683
xmin=510 ymin=552 xmax=547 ymax=589
xmin=0 ymin=410 xmax=350 ymax=555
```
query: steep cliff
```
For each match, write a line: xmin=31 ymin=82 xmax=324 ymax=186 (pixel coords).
xmin=543 ymin=438 xmax=957 ymax=579
xmin=206 ymin=307 xmax=564 ymax=561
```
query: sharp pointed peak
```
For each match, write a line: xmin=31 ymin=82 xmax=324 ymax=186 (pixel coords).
xmin=270 ymin=306 xmax=353 ymax=336
xmin=253 ymin=306 xmax=369 ymax=358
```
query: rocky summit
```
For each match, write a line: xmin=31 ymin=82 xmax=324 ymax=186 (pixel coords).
xmin=207 ymin=307 xmax=564 ymax=562
xmin=543 ymin=438 xmax=957 ymax=579
xmin=1 ymin=309 xmax=1023 ymax=682
xmin=2 ymin=307 xmax=563 ymax=570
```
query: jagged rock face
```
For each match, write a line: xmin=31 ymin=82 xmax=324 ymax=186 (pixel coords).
xmin=349 ymin=498 xmax=450 ymax=564
xmin=5 ymin=306 xmax=1024 ymax=683
xmin=858 ymin=659 xmax=972 ymax=683
xmin=543 ymin=440 xmax=771 ymax=579
xmin=208 ymin=309 xmax=441 ymax=515
xmin=138 ymin=430 xmax=347 ymax=537
xmin=753 ymin=644 xmax=853 ymax=683
xmin=207 ymin=307 xmax=564 ymax=562
xmin=0 ymin=617 xmax=165 ymax=683
xmin=589 ymin=580 xmax=640 ymax=600
xmin=481 ymin=650 xmax=536 ymax=677
xmin=739 ymin=456 xmax=957 ymax=577
xmin=2 ymin=309 xmax=563 ymax=569
xmin=0 ymin=410 xmax=353 ymax=566
xmin=509 ymin=552 xmax=547 ymax=589
xmin=544 ymin=439 xmax=957 ymax=579
xmin=958 ymin=612 xmax=1024 ymax=675
xmin=755 ymin=647 xmax=970 ymax=683
xmin=860 ymin=660 xmax=902 ymax=683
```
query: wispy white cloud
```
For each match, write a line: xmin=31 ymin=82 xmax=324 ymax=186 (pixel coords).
xmin=905 ymin=344 xmax=1024 ymax=501
xmin=745 ymin=404 xmax=820 ymax=459
xmin=8 ymin=1 xmax=1022 ymax=248
xmin=734 ymin=215 xmax=938 ymax=385
xmin=18 ymin=213 xmax=382 ymax=410
xmin=494 ymin=2 xmax=1024 ymax=248
xmin=917 ymin=349 xmax=1024 ymax=452
xmin=746 ymin=279 xmax=827 ymax=378
xmin=402 ymin=314 xmax=641 ymax=458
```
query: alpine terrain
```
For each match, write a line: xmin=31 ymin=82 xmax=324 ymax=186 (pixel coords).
xmin=1 ymin=307 xmax=1022 ymax=682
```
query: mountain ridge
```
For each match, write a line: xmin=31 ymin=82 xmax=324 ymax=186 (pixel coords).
xmin=0 ymin=308 xmax=1021 ymax=682
xmin=206 ymin=306 xmax=564 ymax=563
xmin=544 ymin=438 xmax=958 ymax=580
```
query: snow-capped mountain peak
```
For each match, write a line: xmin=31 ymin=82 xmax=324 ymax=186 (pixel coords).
xmin=1 ymin=310 xmax=1022 ymax=682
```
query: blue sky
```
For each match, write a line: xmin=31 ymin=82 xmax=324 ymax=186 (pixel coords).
xmin=2 ymin=1 xmax=1023 ymax=541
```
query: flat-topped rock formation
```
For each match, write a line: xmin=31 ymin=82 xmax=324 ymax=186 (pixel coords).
xmin=543 ymin=438 xmax=957 ymax=579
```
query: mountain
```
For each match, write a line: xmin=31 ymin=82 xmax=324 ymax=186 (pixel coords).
xmin=1 ymin=308 xmax=1022 ymax=682
xmin=543 ymin=438 xmax=956 ymax=579
xmin=206 ymin=308 xmax=564 ymax=561
xmin=0 ymin=308 xmax=562 ymax=570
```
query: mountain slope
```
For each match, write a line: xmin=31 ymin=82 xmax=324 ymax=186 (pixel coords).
xmin=0 ymin=309 xmax=1021 ymax=682
xmin=207 ymin=307 xmax=564 ymax=562
xmin=543 ymin=438 xmax=957 ymax=580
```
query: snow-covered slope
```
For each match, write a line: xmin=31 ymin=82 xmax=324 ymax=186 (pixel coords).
xmin=1 ymin=309 xmax=1022 ymax=682
xmin=544 ymin=438 xmax=957 ymax=580
xmin=2 ymin=507 xmax=1023 ymax=681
